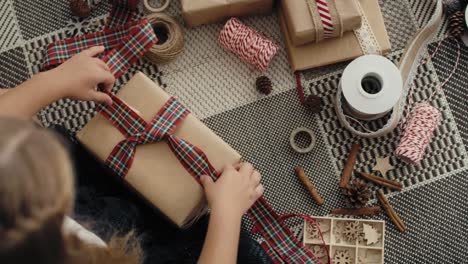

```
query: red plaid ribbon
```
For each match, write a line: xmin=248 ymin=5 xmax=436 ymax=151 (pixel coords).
xmin=249 ymin=198 xmax=322 ymax=263
xmin=100 ymin=95 xmax=322 ymax=264
xmin=98 ymin=94 xmax=218 ymax=180
xmin=42 ymin=1 xmax=321 ymax=263
xmin=43 ymin=5 xmax=157 ymax=79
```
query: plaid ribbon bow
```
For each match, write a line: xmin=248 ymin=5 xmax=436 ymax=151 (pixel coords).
xmin=42 ymin=1 xmax=323 ymax=263
xmin=99 ymin=94 xmax=218 ymax=180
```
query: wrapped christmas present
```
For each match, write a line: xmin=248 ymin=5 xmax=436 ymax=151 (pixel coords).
xmin=181 ymin=0 xmax=274 ymax=27
xmin=281 ymin=0 xmax=362 ymax=45
xmin=76 ymin=72 xmax=241 ymax=228
xmin=280 ymin=0 xmax=391 ymax=71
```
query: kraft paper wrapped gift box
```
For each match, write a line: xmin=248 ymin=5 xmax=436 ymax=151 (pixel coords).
xmin=281 ymin=0 xmax=362 ymax=45
xmin=76 ymin=72 xmax=241 ymax=228
xmin=181 ymin=0 xmax=274 ymax=27
xmin=280 ymin=0 xmax=391 ymax=71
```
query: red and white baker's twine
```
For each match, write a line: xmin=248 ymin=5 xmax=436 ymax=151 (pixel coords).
xmin=396 ymin=36 xmax=460 ymax=164
xmin=315 ymin=0 xmax=334 ymax=38
xmin=395 ymin=103 xmax=442 ymax=164
xmin=219 ymin=18 xmax=279 ymax=71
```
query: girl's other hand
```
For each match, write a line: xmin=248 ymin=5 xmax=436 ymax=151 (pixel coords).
xmin=47 ymin=46 xmax=115 ymax=105
xmin=201 ymin=162 xmax=264 ymax=220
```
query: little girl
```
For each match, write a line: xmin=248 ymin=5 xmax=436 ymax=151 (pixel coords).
xmin=0 ymin=47 xmax=270 ymax=263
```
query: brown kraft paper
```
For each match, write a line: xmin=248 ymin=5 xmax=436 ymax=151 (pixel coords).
xmin=76 ymin=72 xmax=242 ymax=228
xmin=181 ymin=0 xmax=274 ymax=27
xmin=281 ymin=0 xmax=362 ymax=46
xmin=280 ymin=0 xmax=391 ymax=71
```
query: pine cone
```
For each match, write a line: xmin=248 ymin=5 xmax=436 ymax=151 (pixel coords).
xmin=342 ymin=178 xmax=372 ymax=207
xmin=448 ymin=11 xmax=466 ymax=39
xmin=70 ymin=0 xmax=91 ymax=18
xmin=256 ymin=76 xmax=272 ymax=95
xmin=304 ymin=95 xmax=322 ymax=113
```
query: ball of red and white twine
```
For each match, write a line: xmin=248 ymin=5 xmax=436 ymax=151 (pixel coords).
xmin=395 ymin=103 xmax=442 ymax=164
xmin=395 ymin=35 xmax=461 ymax=164
xmin=219 ymin=18 xmax=279 ymax=71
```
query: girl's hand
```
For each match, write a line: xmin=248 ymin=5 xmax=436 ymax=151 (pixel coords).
xmin=201 ymin=162 xmax=264 ymax=219
xmin=47 ymin=46 xmax=115 ymax=105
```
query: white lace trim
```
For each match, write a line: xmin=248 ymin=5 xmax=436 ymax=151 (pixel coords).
xmin=353 ymin=0 xmax=382 ymax=55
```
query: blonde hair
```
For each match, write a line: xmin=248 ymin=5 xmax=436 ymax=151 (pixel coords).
xmin=0 ymin=118 xmax=143 ymax=264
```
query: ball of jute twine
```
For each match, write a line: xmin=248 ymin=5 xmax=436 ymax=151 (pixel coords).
xmin=144 ymin=13 xmax=184 ymax=64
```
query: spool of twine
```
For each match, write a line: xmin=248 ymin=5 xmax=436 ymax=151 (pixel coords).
xmin=395 ymin=34 xmax=461 ymax=164
xmin=395 ymin=103 xmax=441 ymax=164
xmin=218 ymin=18 xmax=279 ymax=71
xmin=144 ymin=13 xmax=184 ymax=64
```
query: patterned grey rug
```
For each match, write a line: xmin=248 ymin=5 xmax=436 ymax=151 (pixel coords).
xmin=0 ymin=0 xmax=467 ymax=263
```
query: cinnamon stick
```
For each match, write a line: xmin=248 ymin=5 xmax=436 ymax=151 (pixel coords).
xmin=295 ymin=166 xmax=324 ymax=205
xmin=356 ymin=171 xmax=402 ymax=191
xmin=331 ymin=207 xmax=381 ymax=216
xmin=339 ymin=144 xmax=360 ymax=188
xmin=377 ymin=189 xmax=406 ymax=232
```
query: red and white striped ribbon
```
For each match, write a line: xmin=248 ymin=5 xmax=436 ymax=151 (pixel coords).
xmin=315 ymin=0 xmax=334 ymax=38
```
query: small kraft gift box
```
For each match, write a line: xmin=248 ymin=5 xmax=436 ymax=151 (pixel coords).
xmin=280 ymin=0 xmax=392 ymax=71
xmin=281 ymin=0 xmax=362 ymax=45
xmin=181 ymin=0 xmax=274 ymax=27
xmin=76 ymin=72 xmax=241 ymax=228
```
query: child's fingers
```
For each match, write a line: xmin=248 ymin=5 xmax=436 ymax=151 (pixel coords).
xmin=94 ymin=58 xmax=111 ymax=72
xmin=99 ymin=71 xmax=115 ymax=93
xmin=239 ymin=162 xmax=254 ymax=176
xmin=251 ymin=170 xmax=261 ymax=186
xmin=83 ymin=46 xmax=106 ymax=57
xmin=253 ymin=184 xmax=264 ymax=200
xmin=222 ymin=164 xmax=236 ymax=174
xmin=91 ymin=91 xmax=113 ymax=106
xmin=233 ymin=162 xmax=242 ymax=170
xmin=200 ymin=175 xmax=214 ymax=190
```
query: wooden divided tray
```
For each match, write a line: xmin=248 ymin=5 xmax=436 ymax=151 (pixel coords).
xmin=303 ymin=217 xmax=385 ymax=264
